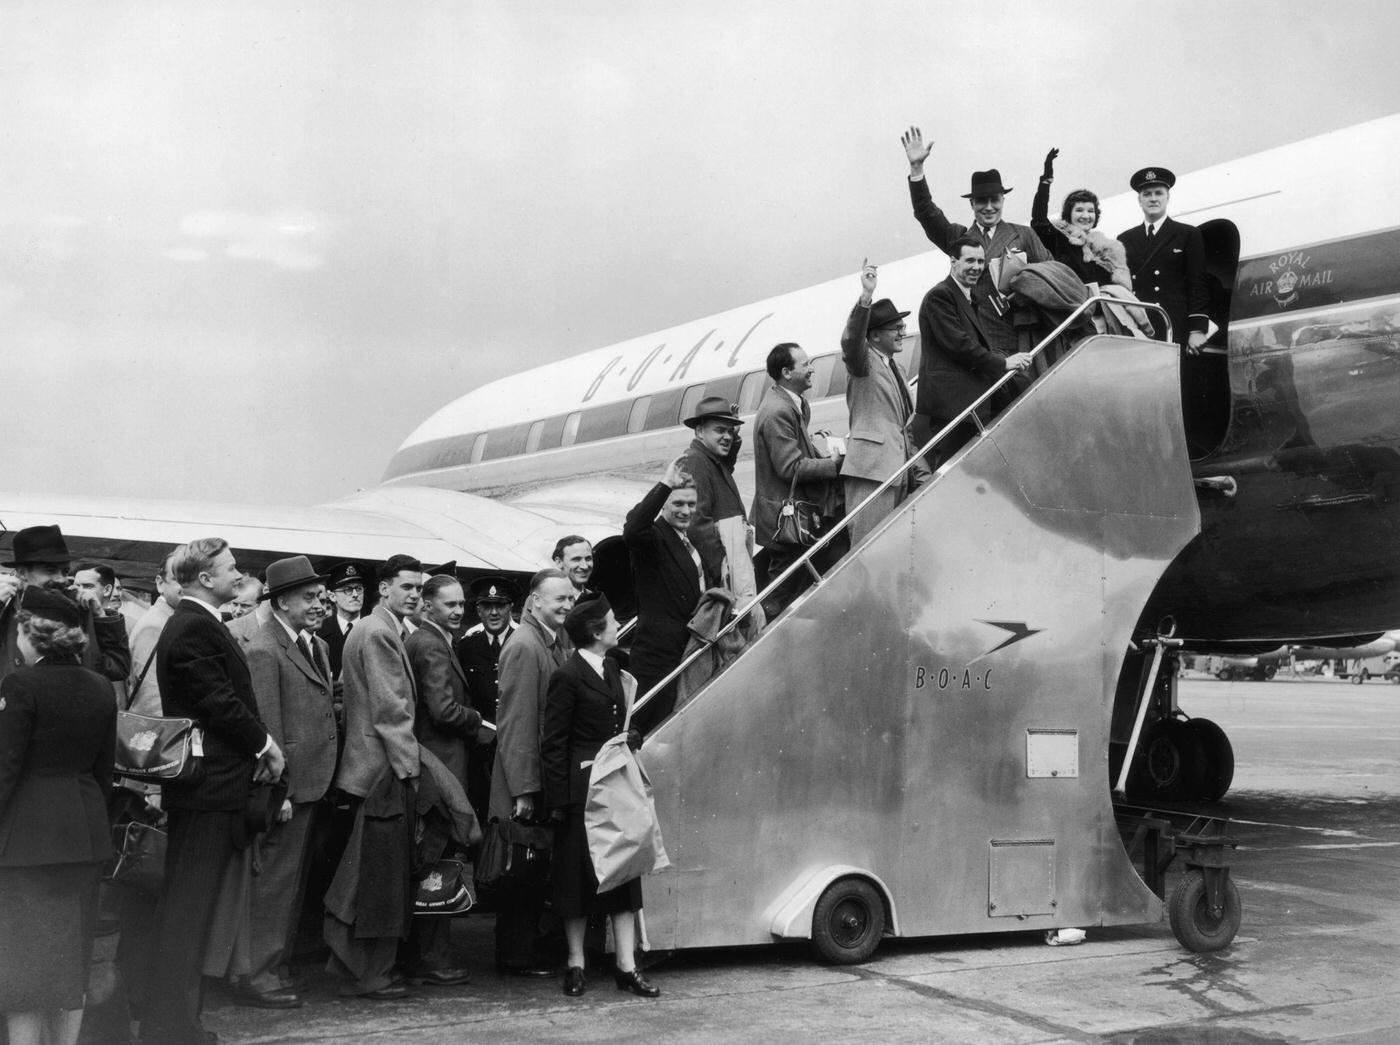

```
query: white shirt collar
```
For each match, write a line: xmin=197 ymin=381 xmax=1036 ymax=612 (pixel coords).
xmin=427 ymin=619 xmax=453 ymax=643
xmin=955 ymin=280 xmax=974 ymax=302
xmin=183 ymin=596 xmax=224 ymax=621
xmin=1145 ymin=218 xmax=1164 ymax=235
xmin=779 ymin=385 xmax=805 ymax=411
xmin=578 ymin=647 xmax=608 ymax=679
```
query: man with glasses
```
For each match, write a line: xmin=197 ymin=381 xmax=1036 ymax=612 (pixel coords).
xmin=318 ymin=562 xmax=366 ymax=680
xmin=839 ymin=262 xmax=932 ymax=546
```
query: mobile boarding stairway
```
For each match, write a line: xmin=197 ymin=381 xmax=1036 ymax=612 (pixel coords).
xmin=631 ymin=297 xmax=1241 ymax=963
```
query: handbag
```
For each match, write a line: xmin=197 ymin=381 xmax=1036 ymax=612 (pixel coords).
xmin=414 ymin=858 xmax=475 ymax=915
xmin=473 ymin=817 xmax=553 ymax=901
xmin=771 ymin=473 xmax=822 ymax=548
xmin=115 ymin=710 xmax=203 ymax=783
xmin=106 ymin=821 xmax=167 ymax=896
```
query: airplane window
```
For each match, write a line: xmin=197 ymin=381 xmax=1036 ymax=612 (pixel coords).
xmin=561 ymin=412 xmax=582 ymax=447
xmin=484 ymin=422 xmax=531 ymax=460
xmin=535 ymin=414 xmax=567 ymax=451
xmin=738 ymin=371 xmax=768 ymax=412
xmin=707 ymin=373 xmax=743 ymax=407
xmin=679 ymin=385 xmax=707 ymax=422
xmin=627 ymin=396 xmax=652 ymax=434
xmin=525 ymin=420 xmax=546 ymax=454
xmin=577 ymin=400 xmax=632 ymax=443
xmin=811 ymin=354 xmax=836 ymax=397
xmin=644 ymin=387 xmax=685 ymax=430
xmin=470 ymin=433 xmax=488 ymax=464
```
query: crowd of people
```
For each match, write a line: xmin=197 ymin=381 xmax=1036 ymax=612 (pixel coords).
xmin=0 ymin=131 xmax=1213 ymax=1045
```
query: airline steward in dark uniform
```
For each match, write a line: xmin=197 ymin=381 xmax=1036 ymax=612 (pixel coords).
xmin=455 ymin=576 xmax=516 ymax=830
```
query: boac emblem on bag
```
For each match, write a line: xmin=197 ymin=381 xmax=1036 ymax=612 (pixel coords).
xmin=129 ymin=730 xmax=159 ymax=753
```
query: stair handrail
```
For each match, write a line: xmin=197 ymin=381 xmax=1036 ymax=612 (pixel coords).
xmin=629 ymin=293 xmax=1171 ymax=719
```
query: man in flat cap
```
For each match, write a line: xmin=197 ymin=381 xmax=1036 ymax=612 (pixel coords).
xmin=0 ymin=524 xmax=131 ymax=686
xmin=1117 ymin=167 xmax=1214 ymax=453
xmin=235 ymin=556 xmax=339 ymax=1009
xmin=676 ymin=395 xmax=764 ymax=631
xmin=839 ymin=264 xmax=933 ymax=546
xmin=456 ymin=576 xmax=517 ymax=830
xmin=902 ymin=127 xmax=1051 ymax=359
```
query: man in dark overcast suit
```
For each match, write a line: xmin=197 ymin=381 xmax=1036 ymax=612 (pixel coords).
xmin=918 ymin=237 xmax=1034 ymax=467
xmin=143 ymin=537 xmax=285 ymax=1045
xmin=624 ymin=460 xmax=722 ymax=733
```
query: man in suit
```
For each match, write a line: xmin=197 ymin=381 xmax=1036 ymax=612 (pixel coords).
xmin=142 ymin=538 xmax=286 ymax=1045
xmin=676 ymin=396 xmax=764 ymax=632
xmin=490 ymin=568 xmax=574 ymax=977
xmin=551 ymin=536 xmax=596 ymax=597
xmin=318 ymin=561 xmax=366 ymax=680
xmin=126 ymin=549 xmax=182 ymax=716
xmin=751 ymin=342 xmax=846 ymax=615
xmin=1117 ymin=166 xmax=1213 ymax=453
xmin=919 ymin=238 xmax=1035 ymax=467
xmin=237 ymin=556 xmax=339 ymax=1008
xmin=402 ymin=573 xmax=480 ymax=985
xmin=902 ymin=125 xmax=1051 ymax=361
xmin=839 ymin=264 xmax=934 ymax=546
xmin=624 ymin=462 xmax=723 ymax=731
xmin=455 ymin=576 xmax=515 ymax=832
xmin=326 ymin=553 xmax=423 ymax=999
xmin=0 ymin=524 xmax=131 ymax=687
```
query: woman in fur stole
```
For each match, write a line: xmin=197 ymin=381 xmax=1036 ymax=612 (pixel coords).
xmin=1031 ymin=147 xmax=1132 ymax=290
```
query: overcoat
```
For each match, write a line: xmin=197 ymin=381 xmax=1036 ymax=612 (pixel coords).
xmin=488 ymin=611 xmax=566 ymax=823
xmin=750 ymin=384 xmax=841 ymax=548
xmin=334 ymin=603 xmax=419 ymax=799
xmin=838 ymin=302 xmax=930 ymax=487
xmin=245 ymin=615 xmax=337 ymax=804
xmin=407 ymin=620 xmax=480 ymax=786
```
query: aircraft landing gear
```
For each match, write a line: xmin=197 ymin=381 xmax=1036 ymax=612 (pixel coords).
xmin=1114 ymin=639 xmax=1236 ymax=803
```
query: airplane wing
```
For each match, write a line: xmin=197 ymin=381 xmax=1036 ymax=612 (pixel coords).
xmin=0 ymin=485 xmax=624 ymax=580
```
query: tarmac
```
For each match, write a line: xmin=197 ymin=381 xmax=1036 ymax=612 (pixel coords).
xmin=183 ymin=675 xmax=1400 ymax=1044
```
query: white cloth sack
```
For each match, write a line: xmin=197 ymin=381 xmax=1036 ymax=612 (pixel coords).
xmin=586 ymin=672 xmax=670 ymax=892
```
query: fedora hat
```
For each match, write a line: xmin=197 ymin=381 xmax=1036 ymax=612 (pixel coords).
xmin=868 ymin=298 xmax=910 ymax=330
xmin=961 ymin=169 xmax=1012 ymax=198
xmin=1129 ymin=166 xmax=1176 ymax=192
xmin=260 ymin=555 xmax=327 ymax=601
xmin=682 ymin=395 xmax=744 ymax=429
xmin=3 ymin=524 xmax=72 ymax=567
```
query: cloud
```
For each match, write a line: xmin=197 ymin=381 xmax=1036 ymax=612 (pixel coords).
xmin=163 ymin=246 xmax=209 ymax=263
xmin=176 ymin=210 xmax=330 ymax=271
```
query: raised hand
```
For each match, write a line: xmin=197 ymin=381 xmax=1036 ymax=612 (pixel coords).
xmin=662 ymin=457 xmax=690 ymax=489
xmin=1042 ymin=147 xmax=1059 ymax=180
xmin=860 ymin=257 xmax=878 ymax=301
xmin=901 ymin=126 xmax=933 ymax=170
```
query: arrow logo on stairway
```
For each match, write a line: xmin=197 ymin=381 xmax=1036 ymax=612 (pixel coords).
xmin=977 ymin=620 xmax=1043 ymax=656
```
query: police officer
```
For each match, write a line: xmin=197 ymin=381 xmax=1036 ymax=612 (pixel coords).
xmin=317 ymin=561 xmax=366 ymax=680
xmin=455 ymin=576 xmax=517 ymax=833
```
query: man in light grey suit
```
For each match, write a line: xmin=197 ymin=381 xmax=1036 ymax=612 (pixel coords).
xmin=326 ymin=553 xmax=423 ymax=999
xmin=751 ymin=342 xmax=846 ymax=614
xmin=839 ymin=261 xmax=933 ymax=546
xmin=237 ymin=556 xmax=339 ymax=1008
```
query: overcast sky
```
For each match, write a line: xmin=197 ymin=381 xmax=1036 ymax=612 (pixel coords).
xmin=3 ymin=1 xmax=1398 ymax=508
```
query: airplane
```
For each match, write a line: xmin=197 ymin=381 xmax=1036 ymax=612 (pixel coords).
xmin=4 ymin=114 xmax=1399 ymax=805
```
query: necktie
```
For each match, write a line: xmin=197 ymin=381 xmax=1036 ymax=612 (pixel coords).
xmin=889 ymin=356 xmax=914 ymax=420
xmin=801 ymin=398 xmax=811 ymax=425
xmin=1146 ymin=224 xmax=1155 ymax=239
xmin=297 ymin=634 xmax=321 ymax=678
xmin=679 ymin=532 xmax=703 ymax=583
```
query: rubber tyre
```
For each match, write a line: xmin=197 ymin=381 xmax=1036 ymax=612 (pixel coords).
xmin=1216 ymin=668 xmax=1233 ymax=681
xmin=1130 ymin=719 xmax=1206 ymax=801
xmin=810 ymin=877 xmax=885 ymax=965
xmin=1169 ymin=869 xmax=1242 ymax=952
xmin=1263 ymin=666 xmax=1277 ymax=680
xmin=1185 ymin=718 xmax=1235 ymax=802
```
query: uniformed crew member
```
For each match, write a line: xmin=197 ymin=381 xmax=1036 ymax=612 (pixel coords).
xmin=456 ymin=576 xmax=516 ymax=835
xmin=1117 ymin=166 xmax=1213 ymax=452
xmin=318 ymin=561 xmax=366 ymax=680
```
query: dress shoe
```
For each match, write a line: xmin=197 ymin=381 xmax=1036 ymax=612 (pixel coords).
xmin=614 ymin=967 xmax=661 ymax=997
xmin=411 ymin=967 xmax=472 ymax=987
xmin=349 ymin=983 xmax=410 ymax=1001
xmin=497 ymin=963 xmax=556 ymax=978
xmin=232 ymin=987 xmax=303 ymax=1010
xmin=563 ymin=965 xmax=587 ymax=996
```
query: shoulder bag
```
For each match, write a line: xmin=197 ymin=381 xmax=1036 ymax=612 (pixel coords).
xmin=114 ymin=646 xmax=204 ymax=783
